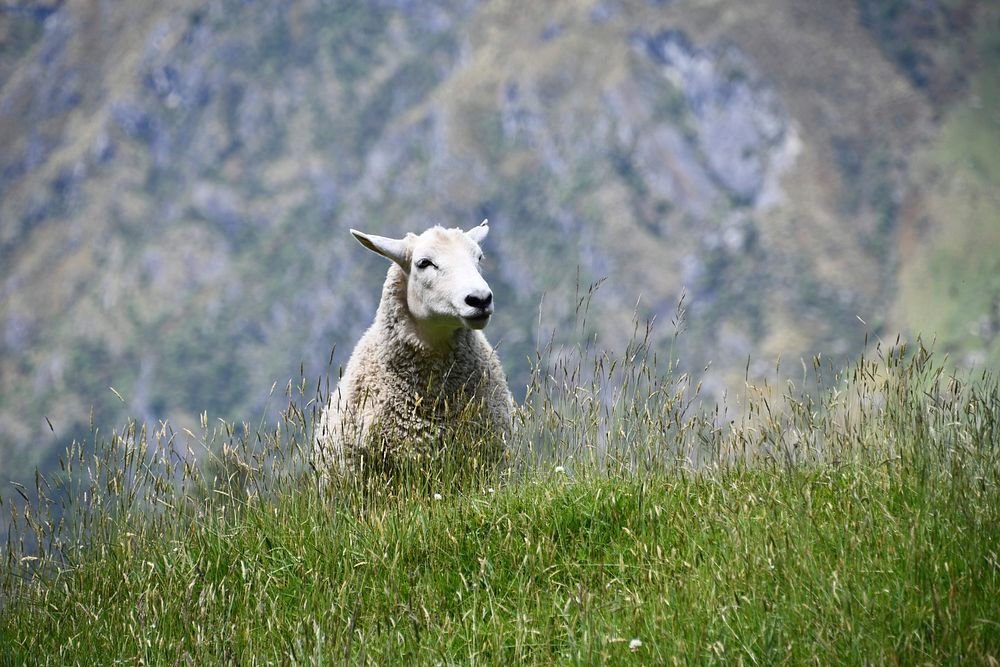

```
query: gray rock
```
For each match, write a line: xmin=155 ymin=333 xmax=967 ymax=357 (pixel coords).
xmin=636 ymin=30 xmax=792 ymax=205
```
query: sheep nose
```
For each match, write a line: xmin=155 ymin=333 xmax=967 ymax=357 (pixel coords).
xmin=465 ymin=290 xmax=493 ymax=310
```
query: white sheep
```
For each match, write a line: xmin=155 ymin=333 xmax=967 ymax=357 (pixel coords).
xmin=315 ymin=220 xmax=514 ymax=477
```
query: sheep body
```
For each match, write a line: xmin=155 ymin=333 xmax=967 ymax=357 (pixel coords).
xmin=316 ymin=224 xmax=513 ymax=474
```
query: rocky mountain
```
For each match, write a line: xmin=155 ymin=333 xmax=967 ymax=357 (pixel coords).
xmin=1 ymin=0 xmax=998 ymax=486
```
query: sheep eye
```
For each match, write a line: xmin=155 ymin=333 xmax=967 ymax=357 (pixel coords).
xmin=415 ymin=258 xmax=436 ymax=270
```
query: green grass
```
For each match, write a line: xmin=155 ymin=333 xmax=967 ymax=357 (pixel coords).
xmin=2 ymin=334 xmax=1000 ymax=664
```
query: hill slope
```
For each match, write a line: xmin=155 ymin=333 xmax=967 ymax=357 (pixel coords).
xmin=1 ymin=0 xmax=998 ymax=486
xmin=3 ymin=343 xmax=999 ymax=663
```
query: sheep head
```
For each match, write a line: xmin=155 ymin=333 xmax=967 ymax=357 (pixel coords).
xmin=351 ymin=220 xmax=494 ymax=346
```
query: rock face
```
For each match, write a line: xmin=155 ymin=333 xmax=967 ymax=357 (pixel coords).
xmin=0 ymin=0 xmax=990 ymax=488
xmin=639 ymin=30 xmax=793 ymax=206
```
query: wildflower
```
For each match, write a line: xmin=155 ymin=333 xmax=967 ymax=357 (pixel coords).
xmin=629 ymin=639 xmax=642 ymax=651
xmin=555 ymin=465 xmax=565 ymax=474
xmin=433 ymin=493 xmax=443 ymax=501
xmin=488 ymin=487 xmax=495 ymax=494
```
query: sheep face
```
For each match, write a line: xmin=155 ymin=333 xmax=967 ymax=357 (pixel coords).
xmin=351 ymin=221 xmax=494 ymax=346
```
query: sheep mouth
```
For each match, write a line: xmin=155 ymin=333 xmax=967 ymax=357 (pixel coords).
xmin=463 ymin=312 xmax=492 ymax=329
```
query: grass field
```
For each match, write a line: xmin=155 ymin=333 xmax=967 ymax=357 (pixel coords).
xmin=2 ymin=334 xmax=999 ymax=664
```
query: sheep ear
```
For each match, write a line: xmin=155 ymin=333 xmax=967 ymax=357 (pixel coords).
xmin=351 ymin=229 xmax=410 ymax=267
xmin=465 ymin=219 xmax=489 ymax=246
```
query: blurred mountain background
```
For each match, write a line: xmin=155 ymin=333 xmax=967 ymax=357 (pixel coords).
xmin=1 ymin=0 xmax=999 ymax=487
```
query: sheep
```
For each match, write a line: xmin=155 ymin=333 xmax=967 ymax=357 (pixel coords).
xmin=315 ymin=220 xmax=514 ymax=479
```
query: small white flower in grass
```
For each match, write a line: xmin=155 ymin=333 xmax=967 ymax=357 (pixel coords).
xmin=629 ymin=638 xmax=642 ymax=652
xmin=554 ymin=465 xmax=565 ymax=474
xmin=488 ymin=487 xmax=495 ymax=494
xmin=433 ymin=493 xmax=442 ymax=501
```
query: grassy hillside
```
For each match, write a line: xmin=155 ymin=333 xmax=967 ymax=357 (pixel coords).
xmin=2 ymin=5 xmax=998 ymax=663
xmin=3 ymin=336 xmax=999 ymax=663
xmin=3 ymin=0 xmax=999 ymax=498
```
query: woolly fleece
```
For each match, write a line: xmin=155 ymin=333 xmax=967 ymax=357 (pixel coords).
xmin=316 ymin=244 xmax=513 ymax=474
